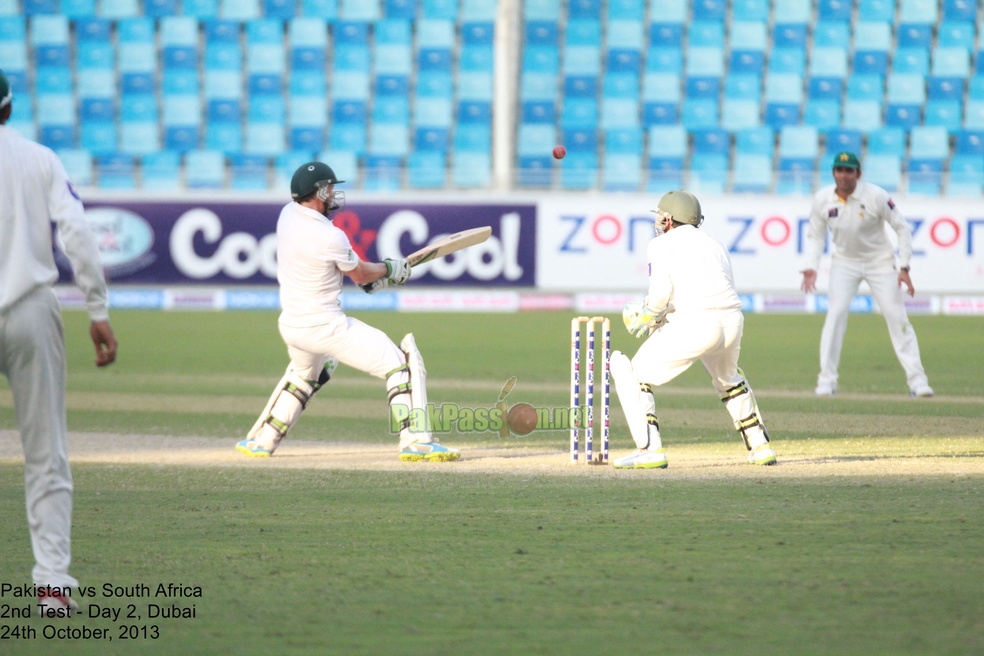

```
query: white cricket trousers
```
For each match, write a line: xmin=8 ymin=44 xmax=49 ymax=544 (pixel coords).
xmin=0 ymin=287 xmax=78 ymax=589
xmin=633 ymin=308 xmax=746 ymax=391
xmin=819 ymin=257 xmax=928 ymax=390
xmin=279 ymin=316 xmax=404 ymax=383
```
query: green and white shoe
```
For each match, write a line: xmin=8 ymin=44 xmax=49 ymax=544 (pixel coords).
xmin=747 ymin=443 xmax=777 ymax=466
xmin=613 ymin=447 xmax=668 ymax=469
xmin=236 ymin=439 xmax=276 ymax=457
xmin=400 ymin=439 xmax=461 ymax=462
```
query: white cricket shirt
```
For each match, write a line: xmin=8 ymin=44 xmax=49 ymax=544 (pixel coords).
xmin=646 ymin=225 xmax=742 ymax=314
xmin=0 ymin=125 xmax=108 ymax=320
xmin=805 ymin=181 xmax=913 ymax=271
xmin=276 ymin=202 xmax=359 ymax=327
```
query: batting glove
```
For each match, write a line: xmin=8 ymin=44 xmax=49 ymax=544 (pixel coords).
xmin=385 ymin=258 xmax=411 ymax=285
xmin=360 ymin=278 xmax=390 ymax=294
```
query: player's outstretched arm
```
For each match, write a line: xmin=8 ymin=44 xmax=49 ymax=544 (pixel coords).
xmin=90 ymin=320 xmax=117 ymax=367
xmin=352 ymin=258 xmax=411 ymax=294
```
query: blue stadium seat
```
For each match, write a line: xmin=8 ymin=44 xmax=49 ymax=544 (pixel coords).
xmin=646 ymin=124 xmax=686 ymax=188
xmin=924 ymin=100 xmax=962 ymax=132
xmin=61 ymin=0 xmax=97 ymax=17
xmin=369 ymin=124 xmax=408 ymax=156
xmin=462 ymin=0 xmax=496 ymax=20
xmin=602 ymin=152 xmax=643 ymax=191
xmin=609 ymin=0 xmax=644 ymax=19
xmin=897 ymin=25 xmax=932 ymax=49
xmin=520 ymin=72 xmax=558 ymax=100
xmin=372 ymin=96 xmax=409 ymax=124
xmin=100 ymin=0 xmax=140 ymax=18
xmin=415 ymin=127 xmax=450 ymax=151
xmin=853 ymin=51 xmax=889 ymax=75
xmin=689 ymin=152 xmax=728 ymax=194
xmin=414 ymin=97 xmax=453 ymax=128
xmin=868 ymin=127 xmax=906 ymax=156
xmin=809 ymin=77 xmax=842 ymax=100
xmin=265 ymin=0 xmax=296 ymax=19
xmin=328 ymin=122 xmax=367 ymax=154
xmin=608 ymin=19 xmax=643 ymax=50
xmin=681 ymin=98 xmax=719 ymax=130
xmin=230 ymin=154 xmax=270 ymax=189
xmin=853 ymin=21 xmax=891 ymax=50
xmin=929 ymin=77 xmax=965 ymax=101
xmin=452 ymin=152 xmax=491 ymax=188
xmin=817 ymin=0 xmax=851 ymax=20
xmin=290 ymin=95 xmax=327 ymax=127
xmin=166 ymin=126 xmax=200 ymax=152
xmin=523 ymin=45 xmax=560 ymax=73
xmin=735 ymin=126 xmax=774 ymax=154
xmin=517 ymin=123 xmax=555 ymax=156
xmin=565 ymin=46 xmax=602 ymax=76
xmin=764 ymin=73 xmax=802 ymax=127
xmin=821 ymin=129 xmax=863 ymax=167
xmin=942 ymin=0 xmax=977 ymax=21
xmin=910 ymin=126 xmax=949 ymax=160
xmin=646 ymin=47 xmax=683 ymax=73
xmin=57 ymin=150 xmax=93 ymax=187
xmin=206 ymin=100 xmax=243 ymax=152
xmin=932 ymin=48 xmax=970 ymax=77
xmin=804 ymin=99 xmax=841 ymax=129
xmin=900 ymin=0 xmax=937 ymax=23
xmin=522 ymin=101 xmax=555 ymax=124
xmin=524 ymin=0 xmax=561 ymax=19
xmin=407 ymin=151 xmax=446 ymax=188
xmin=768 ymin=48 xmax=805 ymax=75
xmin=947 ymin=155 xmax=984 ymax=196
xmin=566 ymin=18 xmax=601 ymax=45
xmin=687 ymin=47 xmax=724 ymax=77
xmin=780 ymin=125 xmax=818 ymax=159
xmin=601 ymin=99 xmax=639 ymax=128
xmin=453 ymin=123 xmax=490 ymax=152
xmin=864 ymin=155 xmax=901 ymax=191
xmin=772 ymin=23 xmax=806 ymax=47
xmin=905 ymin=159 xmax=942 ymax=194
xmin=858 ymin=0 xmax=894 ymax=20
xmin=30 ymin=15 xmax=68 ymax=45
xmin=733 ymin=153 xmax=773 ymax=192
xmin=120 ymin=94 xmax=159 ymax=154
xmin=40 ymin=126 xmax=75 ymax=151
xmin=97 ymin=155 xmax=136 ymax=189
xmin=722 ymin=74 xmax=761 ymax=130
xmin=814 ymin=22 xmax=850 ymax=48
xmin=220 ymin=0 xmax=261 ymax=20
xmin=564 ymin=75 xmax=598 ymax=97
xmin=290 ymin=127 xmax=324 ymax=152
xmin=184 ymin=0 xmax=218 ymax=17
xmin=648 ymin=0 xmax=686 ymax=22
xmin=650 ymin=23 xmax=683 ymax=47
xmin=692 ymin=0 xmax=725 ymax=21
xmin=142 ymin=151 xmax=181 ymax=190
xmin=773 ymin=0 xmax=810 ymax=23
xmin=78 ymin=41 xmax=114 ymax=70
xmin=886 ymin=74 xmax=925 ymax=128
xmin=937 ymin=21 xmax=976 ymax=50
xmin=686 ymin=76 xmax=718 ymax=98
xmin=956 ymin=130 xmax=984 ymax=154
xmin=560 ymin=151 xmax=598 ymax=189
xmin=568 ymin=0 xmax=601 ymax=19
xmin=777 ymin=125 xmax=818 ymax=193
xmin=692 ymin=128 xmax=729 ymax=153
xmin=810 ymin=47 xmax=848 ymax=78
xmin=732 ymin=0 xmax=768 ymax=20
xmin=186 ymin=150 xmax=225 ymax=188
xmin=729 ymin=20 xmax=766 ymax=50
xmin=416 ymin=70 xmax=453 ymax=97
xmin=688 ymin=21 xmax=724 ymax=46
xmin=729 ymin=51 xmax=765 ymax=74
xmin=608 ymin=49 xmax=642 ymax=73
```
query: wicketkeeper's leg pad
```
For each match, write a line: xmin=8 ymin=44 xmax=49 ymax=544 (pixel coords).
xmin=247 ymin=359 xmax=338 ymax=450
xmin=610 ymin=350 xmax=662 ymax=450
xmin=719 ymin=367 xmax=770 ymax=450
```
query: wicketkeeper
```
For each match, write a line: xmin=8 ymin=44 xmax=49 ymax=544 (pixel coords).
xmin=236 ymin=161 xmax=459 ymax=461
xmin=611 ymin=191 xmax=776 ymax=469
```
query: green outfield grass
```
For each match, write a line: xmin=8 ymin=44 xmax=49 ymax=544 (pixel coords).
xmin=1 ymin=310 xmax=983 ymax=655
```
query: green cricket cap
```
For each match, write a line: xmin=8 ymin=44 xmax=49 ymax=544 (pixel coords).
xmin=0 ymin=69 xmax=11 ymax=109
xmin=832 ymin=151 xmax=861 ymax=170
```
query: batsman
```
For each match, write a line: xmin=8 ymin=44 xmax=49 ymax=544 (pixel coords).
xmin=611 ymin=191 xmax=776 ymax=469
xmin=236 ymin=161 xmax=459 ymax=461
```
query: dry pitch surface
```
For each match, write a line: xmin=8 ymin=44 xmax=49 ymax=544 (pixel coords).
xmin=2 ymin=385 xmax=982 ymax=479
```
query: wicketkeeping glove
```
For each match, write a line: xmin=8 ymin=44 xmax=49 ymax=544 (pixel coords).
xmin=622 ymin=301 xmax=672 ymax=338
xmin=385 ymin=258 xmax=411 ymax=285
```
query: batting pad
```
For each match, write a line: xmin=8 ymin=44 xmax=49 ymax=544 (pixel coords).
xmin=719 ymin=368 xmax=769 ymax=450
xmin=610 ymin=351 xmax=661 ymax=450
xmin=398 ymin=333 xmax=432 ymax=447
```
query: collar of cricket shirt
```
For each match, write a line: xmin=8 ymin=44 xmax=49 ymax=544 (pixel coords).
xmin=293 ymin=202 xmax=331 ymax=223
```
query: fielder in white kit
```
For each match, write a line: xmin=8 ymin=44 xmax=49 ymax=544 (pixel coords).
xmin=0 ymin=69 xmax=118 ymax=615
xmin=235 ymin=161 xmax=459 ymax=461
xmin=611 ymin=191 xmax=776 ymax=469
xmin=800 ymin=152 xmax=933 ymax=398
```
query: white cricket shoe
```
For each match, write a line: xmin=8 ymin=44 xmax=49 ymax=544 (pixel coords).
xmin=613 ymin=447 xmax=668 ymax=469
xmin=814 ymin=383 xmax=836 ymax=397
xmin=910 ymin=384 xmax=934 ymax=398
xmin=747 ymin=443 xmax=778 ymax=466
xmin=37 ymin=587 xmax=79 ymax=618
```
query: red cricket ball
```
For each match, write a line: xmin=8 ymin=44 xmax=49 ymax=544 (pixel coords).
xmin=552 ymin=145 xmax=567 ymax=159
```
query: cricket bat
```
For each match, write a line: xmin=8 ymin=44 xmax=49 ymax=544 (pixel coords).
xmin=406 ymin=226 xmax=493 ymax=268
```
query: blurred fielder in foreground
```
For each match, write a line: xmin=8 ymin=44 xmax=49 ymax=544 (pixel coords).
xmin=0 ymin=70 xmax=117 ymax=615
xmin=236 ymin=161 xmax=459 ymax=461
xmin=800 ymin=152 xmax=933 ymax=398
xmin=611 ymin=191 xmax=776 ymax=469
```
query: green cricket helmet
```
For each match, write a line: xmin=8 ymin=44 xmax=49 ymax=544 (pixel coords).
xmin=290 ymin=161 xmax=344 ymax=200
xmin=653 ymin=190 xmax=704 ymax=230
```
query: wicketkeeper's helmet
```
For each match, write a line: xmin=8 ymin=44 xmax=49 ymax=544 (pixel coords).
xmin=654 ymin=190 xmax=704 ymax=228
xmin=291 ymin=161 xmax=344 ymax=200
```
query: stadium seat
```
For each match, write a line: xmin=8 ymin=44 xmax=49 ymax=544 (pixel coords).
xmin=681 ymin=98 xmax=719 ymax=130
xmin=929 ymin=77 xmax=965 ymax=100
xmin=924 ymin=100 xmax=962 ymax=132
xmin=687 ymin=46 xmax=724 ymax=77
xmin=900 ymin=0 xmax=937 ymax=23
xmin=768 ymin=48 xmax=805 ymax=75
xmin=58 ymin=150 xmax=94 ymax=187
xmin=689 ymin=152 xmax=728 ymax=195
xmin=733 ymin=154 xmax=772 ymax=192
xmin=822 ymin=129 xmax=862 ymax=167
xmin=937 ymin=21 xmax=976 ymax=50
xmin=185 ymin=150 xmax=226 ymax=188
xmin=868 ymin=127 xmax=906 ymax=157
xmin=814 ymin=21 xmax=850 ymax=48
xmin=893 ymin=48 xmax=929 ymax=75
xmin=864 ymin=154 xmax=901 ymax=191
xmin=773 ymin=0 xmax=810 ymax=23
xmin=817 ymin=0 xmax=851 ymax=21
xmin=932 ymin=48 xmax=970 ymax=77
xmin=732 ymin=0 xmax=768 ymax=20
xmin=230 ymin=154 xmax=270 ymax=189
xmin=184 ymin=0 xmax=218 ymax=17
xmin=363 ymin=154 xmax=401 ymax=191
xmin=735 ymin=126 xmax=774 ymax=154
xmin=462 ymin=0 xmax=496 ymax=19
xmin=452 ymin=151 xmax=491 ymax=188
xmin=407 ymin=151 xmax=446 ymax=188
xmin=97 ymin=154 xmax=136 ymax=189
xmin=947 ymin=154 xmax=984 ymax=195
xmin=858 ymin=0 xmax=895 ymax=20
